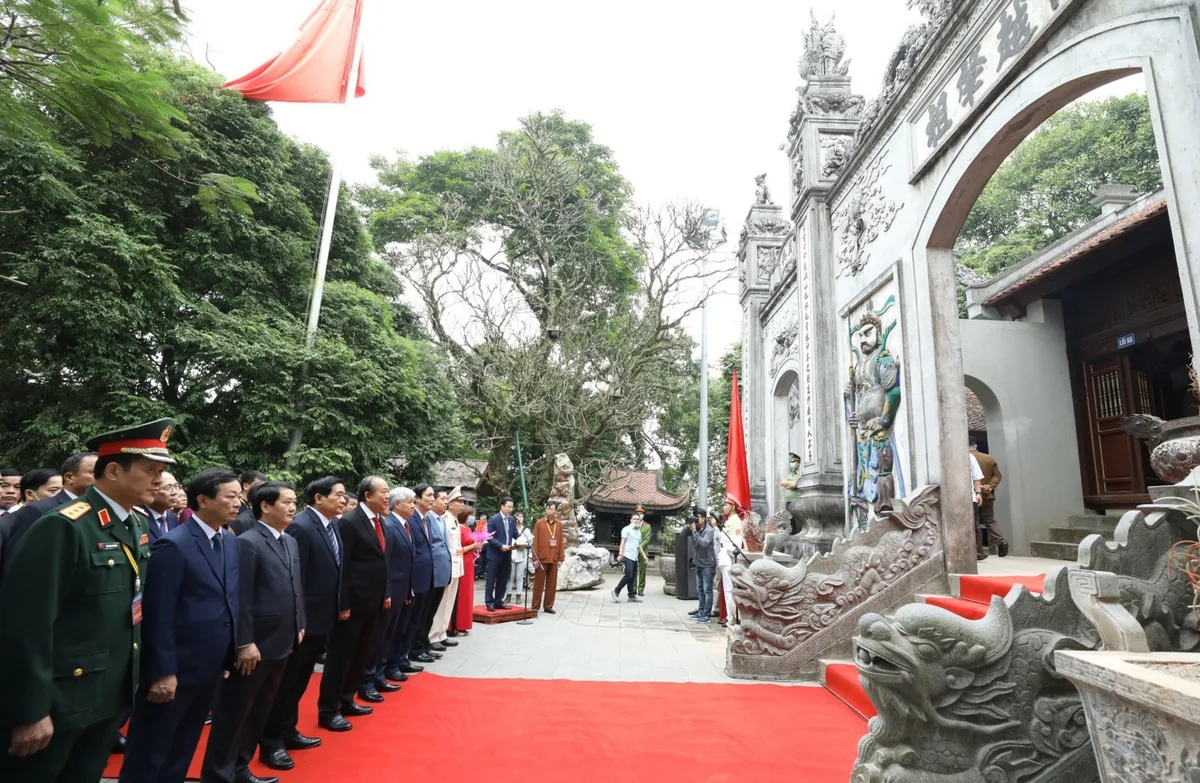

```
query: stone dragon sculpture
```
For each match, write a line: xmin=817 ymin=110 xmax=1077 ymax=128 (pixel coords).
xmin=729 ymin=484 xmax=940 ymax=658
xmin=851 ymin=569 xmax=1099 ymax=783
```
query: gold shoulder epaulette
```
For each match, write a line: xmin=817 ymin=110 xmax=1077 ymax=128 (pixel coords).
xmin=59 ymin=501 xmax=91 ymax=521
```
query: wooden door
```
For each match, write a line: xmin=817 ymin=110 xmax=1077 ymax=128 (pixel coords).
xmin=1082 ymin=354 xmax=1145 ymax=499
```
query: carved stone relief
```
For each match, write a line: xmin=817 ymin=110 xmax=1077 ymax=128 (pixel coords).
xmin=756 ymin=245 xmax=782 ymax=284
xmin=788 ymin=380 xmax=801 ymax=426
xmin=729 ymin=484 xmax=942 ymax=661
xmin=769 ymin=322 xmax=798 ymax=378
xmin=797 ymin=10 xmax=850 ymax=82
xmin=819 ymin=134 xmax=853 ymax=179
xmin=764 ymin=295 xmax=799 ymax=381
xmin=832 ymin=155 xmax=903 ymax=278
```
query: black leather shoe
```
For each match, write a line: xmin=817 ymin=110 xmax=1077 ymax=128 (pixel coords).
xmin=205 ymin=712 xmax=213 ymax=725
xmin=997 ymin=539 xmax=1009 ymax=557
xmin=398 ymin=663 xmax=423 ymax=673
xmin=260 ymin=748 xmax=295 ymax=770
xmin=357 ymin=688 xmax=384 ymax=703
xmin=430 ymin=642 xmax=447 ymax=652
xmin=376 ymin=680 xmax=401 ymax=692
xmin=687 ymin=609 xmax=700 ymax=616
xmin=544 ymin=608 xmax=556 ymax=614
xmin=343 ymin=700 xmax=374 ymax=715
xmin=234 ymin=772 xmax=280 ymax=783
xmin=484 ymin=604 xmax=496 ymax=611
xmin=412 ymin=653 xmax=436 ymax=663
xmin=318 ymin=714 xmax=352 ymax=732
xmin=111 ymin=733 xmax=126 ymax=754
xmin=428 ymin=651 xmax=443 ymax=659
xmin=447 ymin=630 xmax=459 ymax=638
xmin=283 ymin=731 xmax=321 ymax=750
xmin=494 ymin=602 xmax=510 ymax=610
xmin=440 ymin=639 xmax=459 ymax=647
xmin=384 ymin=669 xmax=409 ymax=682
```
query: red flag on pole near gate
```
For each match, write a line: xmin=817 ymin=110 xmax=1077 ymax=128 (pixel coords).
xmin=224 ymin=0 xmax=366 ymax=103
xmin=725 ymin=370 xmax=751 ymax=513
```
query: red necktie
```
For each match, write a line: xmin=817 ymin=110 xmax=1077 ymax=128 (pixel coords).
xmin=372 ymin=514 xmax=385 ymax=552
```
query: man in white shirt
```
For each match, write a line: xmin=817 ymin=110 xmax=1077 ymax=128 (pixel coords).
xmin=429 ymin=488 xmax=464 ymax=648
xmin=715 ymin=501 xmax=745 ymax=627
xmin=969 ymin=452 xmax=987 ymax=561
xmin=611 ymin=516 xmax=643 ymax=603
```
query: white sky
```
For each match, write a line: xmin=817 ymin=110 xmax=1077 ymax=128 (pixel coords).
xmin=182 ymin=0 xmax=1141 ymax=366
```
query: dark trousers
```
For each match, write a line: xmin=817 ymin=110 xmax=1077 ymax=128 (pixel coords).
xmin=364 ymin=598 xmax=412 ymax=687
xmin=261 ymin=632 xmax=325 ymax=752
xmin=412 ymin=586 xmax=444 ymax=654
xmin=978 ymin=498 xmax=1005 ymax=542
xmin=485 ymin=554 xmax=511 ymax=607
xmin=120 ymin=677 xmax=220 ymax=783
xmin=318 ymin=608 xmax=379 ymax=718
xmin=201 ymin=657 xmax=287 ymax=783
xmin=393 ymin=590 xmax=427 ymax=664
xmin=614 ymin=557 xmax=639 ymax=598
xmin=0 ymin=713 xmax=123 ymax=783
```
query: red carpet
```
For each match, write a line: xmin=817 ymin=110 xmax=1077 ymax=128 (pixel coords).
xmin=471 ymin=603 xmax=537 ymax=623
xmin=822 ymin=663 xmax=876 ymax=720
xmin=957 ymin=573 xmax=1045 ymax=603
xmin=105 ymin=672 xmax=866 ymax=782
xmin=922 ymin=594 xmax=989 ymax=619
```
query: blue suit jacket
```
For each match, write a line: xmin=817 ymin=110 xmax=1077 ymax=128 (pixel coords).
xmin=427 ymin=511 xmax=451 ymax=589
xmin=407 ymin=510 xmax=434 ymax=595
xmin=143 ymin=509 xmax=179 ymax=543
xmin=142 ymin=518 xmax=239 ymax=687
xmin=383 ymin=513 xmax=414 ymax=602
xmin=486 ymin=513 xmax=516 ymax=555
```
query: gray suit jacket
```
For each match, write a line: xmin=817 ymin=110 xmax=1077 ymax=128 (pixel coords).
xmin=236 ymin=522 xmax=305 ymax=661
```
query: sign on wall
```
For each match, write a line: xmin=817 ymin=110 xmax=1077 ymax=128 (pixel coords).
xmin=909 ymin=0 xmax=1082 ymax=176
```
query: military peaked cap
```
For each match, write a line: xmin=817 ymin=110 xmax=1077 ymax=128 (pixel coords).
xmin=85 ymin=418 xmax=177 ymax=464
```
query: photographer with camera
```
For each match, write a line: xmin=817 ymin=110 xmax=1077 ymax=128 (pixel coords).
xmin=682 ymin=508 xmax=715 ymax=623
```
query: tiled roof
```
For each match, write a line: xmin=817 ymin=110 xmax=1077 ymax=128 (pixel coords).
xmin=585 ymin=468 xmax=689 ymax=513
xmin=981 ymin=195 xmax=1168 ymax=307
xmin=429 ymin=459 xmax=489 ymax=489
xmin=966 ymin=390 xmax=987 ymax=431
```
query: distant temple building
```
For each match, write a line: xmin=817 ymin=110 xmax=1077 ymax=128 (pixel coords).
xmin=427 ymin=459 xmax=491 ymax=504
xmin=584 ymin=468 xmax=688 ymax=556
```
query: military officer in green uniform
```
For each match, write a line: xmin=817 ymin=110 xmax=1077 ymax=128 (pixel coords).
xmin=0 ymin=419 xmax=176 ymax=783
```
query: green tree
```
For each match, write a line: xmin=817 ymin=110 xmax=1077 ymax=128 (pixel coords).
xmin=0 ymin=54 xmax=459 ymax=482
xmin=358 ymin=112 xmax=732 ymax=503
xmin=957 ymin=93 xmax=1162 ymax=276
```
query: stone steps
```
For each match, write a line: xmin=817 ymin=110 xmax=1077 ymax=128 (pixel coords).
xmin=1029 ymin=514 xmax=1117 ymax=560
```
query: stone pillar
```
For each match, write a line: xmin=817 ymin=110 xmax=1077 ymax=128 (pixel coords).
xmin=778 ymin=65 xmax=865 ymax=553
xmin=739 ymin=201 xmax=787 ymax=514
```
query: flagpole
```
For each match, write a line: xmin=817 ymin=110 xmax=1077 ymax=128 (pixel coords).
xmin=286 ymin=6 xmax=365 ymax=462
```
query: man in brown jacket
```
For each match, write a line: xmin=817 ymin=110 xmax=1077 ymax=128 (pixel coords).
xmin=970 ymin=437 xmax=1008 ymax=557
xmin=531 ymin=500 xmax=566 ymax=614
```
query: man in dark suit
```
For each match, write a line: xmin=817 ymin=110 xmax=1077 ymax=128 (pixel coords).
xmin=363 ymin=487 xmax=416 ymax=692
xmin=397 ymin=483 xmax=437 ymax=665
xmin=120 ymin=468 xmax=242 ymax=783
xmin=318 ymin=476 xmax=391 ymax=729
xmin=0 ymin=452 xmax=97 ymax=570
xmin=410 ymin=488 xmax=451 ymax=659
xmin=258 ymin=476 xmax=344 ymax=771
xmin=485 ymin=497 xmax=517 ymax=610
xmin=230 ymin=471 xmax=267 ymax=536
xmin=142 ymin=470 xmax=181 ymax=543
xmin=202 ymin=481 xmax=304 ymax=783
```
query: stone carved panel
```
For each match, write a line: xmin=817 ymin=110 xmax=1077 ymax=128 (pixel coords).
xmin=764 ymin=295 xmax=799 ymax=382
xmin=788 ymin=380 xmax=801 ymax=426
xmin=909 ymin=0 xmax=1083 ymax=173
xmin=832 ymin=154 xmax=902 ymax=278
xmin=1084 ymin=688 xmax=1200 ymax=783
xmin=819 ymin=134 xmax=854 ymax=179
xmin=851 ymin=567 xmax=1101 ymax=783
xmin=756 ymin=244 xmax=782 ymax=284
xmin=729 ymin=484 xmax=942 ymax=659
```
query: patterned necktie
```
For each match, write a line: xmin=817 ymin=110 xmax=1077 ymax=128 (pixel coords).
xmin=325 ymin=521 xmax=340 ymax=564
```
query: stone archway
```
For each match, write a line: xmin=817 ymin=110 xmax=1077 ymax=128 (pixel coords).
xmin=769 ymin=368 xmax=801 ymax=513
xmin=894 ymin=7 xmax=1200 ymax=572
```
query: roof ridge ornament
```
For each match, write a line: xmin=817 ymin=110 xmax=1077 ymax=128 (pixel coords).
xmin=798 ymin=10 xmax=850 ymax=82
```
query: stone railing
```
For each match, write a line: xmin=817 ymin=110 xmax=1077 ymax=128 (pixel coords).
xmin=727 ymin=484 xmax=944 ymax=680
xmin=850 ymin=473 xmax=1200 ymax=782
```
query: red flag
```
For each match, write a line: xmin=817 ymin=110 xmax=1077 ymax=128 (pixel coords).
xmin=725 ymin=370 xmax=751 ymax=513
xmin=224 ymin=0 xmax=366 ymax=103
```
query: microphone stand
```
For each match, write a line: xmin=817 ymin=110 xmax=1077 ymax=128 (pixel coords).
xmin=517 ymin=534 xmax=534 ymax=625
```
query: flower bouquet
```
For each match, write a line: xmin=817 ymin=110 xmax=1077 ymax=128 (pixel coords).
xmin=469 ymin=528 xmax=494 ymax=544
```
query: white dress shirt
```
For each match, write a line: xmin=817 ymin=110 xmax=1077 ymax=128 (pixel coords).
xmin=444 ymin=512 xmax=463 ymax=578
xmin=92 ymin=487 xmax=131 ymax=522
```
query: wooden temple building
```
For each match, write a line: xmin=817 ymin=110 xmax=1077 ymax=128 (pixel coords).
xmin=584 ymin=468 xmax=689 ymax=557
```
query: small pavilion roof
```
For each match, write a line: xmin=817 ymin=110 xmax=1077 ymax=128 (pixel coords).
xmin=585 ymin=468 xmax=689 ymax=514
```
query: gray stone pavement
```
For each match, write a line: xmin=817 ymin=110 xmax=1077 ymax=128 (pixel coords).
xmin=434 ymin=569 xmax=736 ymax=683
